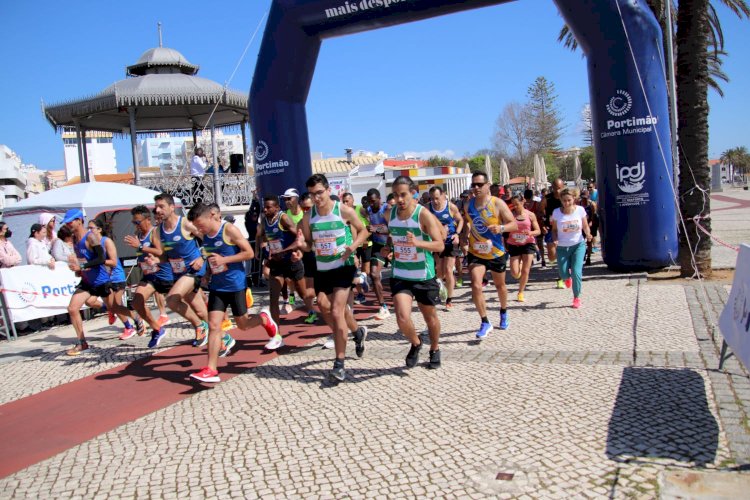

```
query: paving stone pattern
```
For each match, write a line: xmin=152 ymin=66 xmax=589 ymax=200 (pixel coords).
xmin=0 ymin=256 xmax=747 ymax=498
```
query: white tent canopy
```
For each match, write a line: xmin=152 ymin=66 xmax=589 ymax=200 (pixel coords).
xmin=3 ymin=182 xmax=181 ymax=264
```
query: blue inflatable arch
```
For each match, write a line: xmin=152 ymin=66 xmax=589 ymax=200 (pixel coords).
xmin=249 ymin=0 xmax=677 ymax=270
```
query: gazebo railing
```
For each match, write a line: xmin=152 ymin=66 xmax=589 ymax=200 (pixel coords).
xmin=137 ymin=173 xmax=256 ymax=207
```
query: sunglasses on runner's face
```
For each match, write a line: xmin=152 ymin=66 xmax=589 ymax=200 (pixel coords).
xmin=471 ymin=182 xmax=487 ymax=188
xmin=131 ymin=218 xmax=145 ymax=225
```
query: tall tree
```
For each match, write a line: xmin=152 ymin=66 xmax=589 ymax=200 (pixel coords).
xmin=493 ymin=102 xmax=532 ymax=174
xmin=526 ymin=76 xmax=564 ymax=154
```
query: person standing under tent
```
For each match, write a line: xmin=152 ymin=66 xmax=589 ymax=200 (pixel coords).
xmin=26 ymin=224 xmax=55 ymax=270
xmin=507 ymin=195 xmax=541 ymax=302
xmin=0 ymin=222 xmax=21 ymax=268
xmin=298 ymin=174 xmax=369 ymax=383
xmin=383 ymin=176 xmax=444 ymax=369
xmin=428 ymin=185 xmax=463 ymax=309
xmin=463 ymin=171 xmax=518 ymax=339
xmin=550 ymin=188 xmax=592 ymax=309
xmin=187 ymin=203 xmax=278 ymax=383
xmin=38 ymin=213 xmax=57 ymax=252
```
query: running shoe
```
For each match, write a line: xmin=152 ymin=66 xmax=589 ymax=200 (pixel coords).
xmin=353 ymin=293 xmax=366 ymax=305
xmin=482 ymin=279 xmax=489 ymax=288
xmin=438 ymin=279 xmax=448 ymax=302
xmin=221 ymin=319 xmax=233 ymax=332
xmin=512 ymin=272 xmax=521 ymax=280
xmin=264 ymin=333 xmax=284 ymax=351
xmin=134 ymin=317 xmax=145 ymax=336
xmin=148 ymin=328 xmax=166 ymax=348
xmin=193 ymin=320 xmax=209 ymax=347
xmin=360 ymin=272 xmax=370 ymax=294
xmin=190 ymin=366 xmax=220 ymax=383
xmin=475 ymin=322 xmax=492 ymax=339
xmin=304 ymin=311 xmax=319 ymax=324
xmin=219 ymin=334 xmax=236 ymax=357
xmin=108 ymin=310 xmax=116 ymax=325
xmin=323 ymin=336 xmax=335 ymax=349
xmin=405 ymin=342 xmax=422 ymax=368
xmin=329 ymin=359 xmax=345 ymax=382
xmin=259 ymin=308 xmax=278 ymax=337
xmin=499 ymin=312 xmax=510 ymax=330
xmin=283 ymin=300 xmax=294 ymax=315
xmin=374 ymin=304 xmax=391 ymax=320
xmin=66 ymin=340 xmax=89 ymax=356
xmin=572 ymin=297 xmax=582 ymax=309
xmin=446 ymin=301 xmax=453 ymax=310
xmin=158 ymin=314 xmax=170 ymax=327
xmin=354 ymin=326 xmax=368 ymax=358
xmin=549 ymin=259 xmax=557 ymax=266
xmin=517 ymin=291 xmax=525 ymax=303
xmin=565 ymin=278 xmax=572 ymax=289
xmin=288 ymin=295 xmax=296 ymax=308
xmin=556 ymin=279 xmax=565 ymax=289
xmin=428 ymin=349 xmax=441 ymax=370
xmin=119 ymin=327 xmax=136 ymax=340
xmin=456 ymin=277 xmax=463 ymax=288
xmin=245 ymin=288 xmax=254 ymax=308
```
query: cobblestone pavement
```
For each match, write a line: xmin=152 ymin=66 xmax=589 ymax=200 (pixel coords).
xmin=0 ymin=252 xmax=748 ymax=498
xmin=710 ymin=188 xmax=750 ymax=269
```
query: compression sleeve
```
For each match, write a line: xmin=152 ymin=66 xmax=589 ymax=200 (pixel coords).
xmin=81 ymin=244 xmax=105 ymax=269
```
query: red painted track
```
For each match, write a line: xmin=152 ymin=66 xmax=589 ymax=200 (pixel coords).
xmin=711 ymin=193 xmax=750 ymax=211
xmin=0 ymin=306 xmax=378 ymax=478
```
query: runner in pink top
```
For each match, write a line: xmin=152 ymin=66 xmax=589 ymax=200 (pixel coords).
xmin=507 ymin=195 xmax=541 ymax=302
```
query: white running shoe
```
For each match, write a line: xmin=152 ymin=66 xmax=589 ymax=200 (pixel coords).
xmin=323 ymin=336 xmax=335 ymax=349
xmin=374 ymin=305 xmax=391 ymax=320
xmin=264 ymin=333 xmax=284 ymax=351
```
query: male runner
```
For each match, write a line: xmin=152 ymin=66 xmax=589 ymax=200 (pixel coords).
xmin=257 ymin=194 xmax=308 ymax=348
xmin=187 ymin=203 xmax=278 ymax=383
xmin=428 ymin=185 xmax=463 ymax=309
xmin=464 ymin=171 xmax=518 ymax=339
xmin=150 ymin=193 xmax=210 ymax=347
xmin=124 ymin=205 xmax=174 ymax=343
xmin=365 ymin=188 xmax=391 ymax=320
xmin=383 ymin=176 xmax=444 ymax=368
xmin=343 ymin=192 xmax=370 ymax=304
xmin=298 ymin=174 xmax=369 ymax=382
xmin=540 ymin=178 xmax=565 ymax=280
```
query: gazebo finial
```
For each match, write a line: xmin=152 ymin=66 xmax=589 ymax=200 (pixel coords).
xmin=158 ymin=22 xmax=163 ymax=48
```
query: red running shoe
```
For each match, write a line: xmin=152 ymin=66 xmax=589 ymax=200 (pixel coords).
xmin=108 ymin=311 xmax=116 ymax=325
xmin=565 ymin=278 xmax=572 ymax=289
xmin=190 ymin=366 xmax=220 ymax=383
xmin=259 ymin=308 xmax=278 ymax=337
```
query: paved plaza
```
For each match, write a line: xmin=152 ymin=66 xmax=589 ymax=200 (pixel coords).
xmin=0 ymin=189 xmax=749 ymax=499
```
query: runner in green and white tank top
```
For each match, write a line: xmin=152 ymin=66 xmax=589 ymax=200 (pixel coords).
xmin=310 ymin=201 xmax=355 ymax=271
xmin=388 ymin=204 xmax=435 ymax=281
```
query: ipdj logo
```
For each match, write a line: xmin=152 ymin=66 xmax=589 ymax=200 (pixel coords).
xmin=616 ymin=161 xmax=646 ymax=194
xmin=733 ymin=284 xmax=750 ymax=331
xmin=255 ymin=140 xmax=269 ymax=162
xmin=606 ymin=90 xmax=633 ymax=117
xmin=18 ymin=282 xmax=37 ymax=304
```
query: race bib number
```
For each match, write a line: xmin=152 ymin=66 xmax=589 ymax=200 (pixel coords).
xmin=169 ymin=258 xmax=187 ymax=274
xmin=562 ymin=221 xmax=580 ymax=233
xmin=393 ymin=241 xmax=418 ymax=262
xmin=512 ymin=233 xmax=528 ymax=244
xmin=473 ymin=241 xmax=492 ymax=254
xmin=139 ymin=261 xmax=159 ymax=275
xmin=315 ymin=237 xmax=337 ymax=257
xmin=372 ymin=224 xmax=388 ymax=235
xmin=268 ymin=240 xmax=283 ymax=254
xmin=208 ymin=261 xmax=227 ymax=274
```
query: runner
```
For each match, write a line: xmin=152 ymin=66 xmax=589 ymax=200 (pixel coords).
xmin=344 ymin=193 xmax=371 ymax=304
xmin=524 ymin=188 xmax=545 ymax=266
xmin=123 ymin=205 xmax=174 ymax=342
xmin=298 ymin=174 xmax=369 ymax=382
xmin=283 ymin=188 xmax=314 ymax=315
xmin=384 ymin=176 xmax=444 ymax=368
xmin=507 ymin=194 xmax=541 ymax=302
xmin=540 ymin=178 xmax=564 ymax=283
xmin=365 ymin=188 xmax=391 ymax=320
xmin=186 ymin=202 xmax=278 ymax=383
xmin=151 ymin=193 xmax=210 ymax=347
xmin=428 ymin=185 xmax=463 ymax=309
xmin=550 ymin=188 xmax=592 ymax=308
xmin=455 ymin=189 xmax=471 ymax=288
xmin=464 ymin=171 xmax=518 ymax=339
xmin=257 ymin=194 xmax=307 ymax=349
xmin=578 ymin=190 xmax=598 ymax=266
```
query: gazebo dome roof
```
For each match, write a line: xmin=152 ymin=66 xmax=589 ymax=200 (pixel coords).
xmin=127 ymin=47 xmax=199 ymax=76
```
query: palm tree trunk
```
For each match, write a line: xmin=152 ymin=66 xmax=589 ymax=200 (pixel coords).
xmin=677 ymin=0 xmax=712 ymax=277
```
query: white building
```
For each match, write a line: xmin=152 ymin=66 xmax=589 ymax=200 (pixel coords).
xmin=62 ymin=129 xmax=117 ymax=181
xmin=0 ymin=145 xmax=26 ymax=210
xmin=138 ymin=131 xmax=245 ymax=174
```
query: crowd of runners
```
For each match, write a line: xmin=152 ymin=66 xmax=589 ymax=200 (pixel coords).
xmin=57 ymin=171 xmax=598 ymax=384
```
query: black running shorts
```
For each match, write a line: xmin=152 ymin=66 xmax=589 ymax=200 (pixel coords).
xmin=467 ymin=252 xmax=508 ymax=274
xmin=269 ymin=259 xmax=304 ymax=281
xmin=314 ymin=265 xmax=357 ymax=296
xmin=207 ymin=290 xmax=248 ymax=316
xmin=390 ymin=277 xmax=440 ymax=306
xmin=506 ymin=243 xmax=537 ymax=257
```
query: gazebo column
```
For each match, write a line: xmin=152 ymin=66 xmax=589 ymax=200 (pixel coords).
xmin=74 ymin=122 xmax=86 ymax=183
xmin=240 ymin=120 xmax=248 ymax=173
xmin=129 ymin=108 xmax=140 ymax=185
xmin=210 ymin=121 xmax=222 ymax=206
xmin=81 ymin=128 xmax=91 ymax=182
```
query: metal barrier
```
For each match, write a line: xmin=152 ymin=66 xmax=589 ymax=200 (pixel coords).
xmin=137 ymin=174 xmax=256 ymax=207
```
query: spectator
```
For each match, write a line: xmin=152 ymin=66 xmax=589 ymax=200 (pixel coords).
xmin=190 ymin=147 xmax=207 ymax=177
xmin=39 ymin=212 xmax=57 ymax=251
xmin=27 ymin=223 xmax=56 ymax=270
xmin=0 ymin=221 xmax=21 ymax=268
xmin=51 ymin=225 xmax=75 ymax=263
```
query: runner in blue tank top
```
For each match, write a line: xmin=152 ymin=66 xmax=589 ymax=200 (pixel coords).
xmin=365 ymin=189 xmax=392 ymax=320
xmin=124 ymin=205 xmax=175 ymax=344
xmin=86 ymin=219 xmax=144 ymax=341
xmin=187 ymin=202 xmax=278 ymax=384
xmin=151 ymin=193 xmax=210 ymax=348
xmin=428 ymin=185 xmax=464 ymax=309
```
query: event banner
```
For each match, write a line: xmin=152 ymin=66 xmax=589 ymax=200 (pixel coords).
xmin=0 ymin=263 xmax=81 ymax=323
xmin=720 ymin=244 xmax=750 ymax=370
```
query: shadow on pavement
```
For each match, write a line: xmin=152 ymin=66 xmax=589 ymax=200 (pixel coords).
xmin=249 ymin=357 xmax=411 ymax=388
xmin=606 ymin=367 xmax=719 ymax=465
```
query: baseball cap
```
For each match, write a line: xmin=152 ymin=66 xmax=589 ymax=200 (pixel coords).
xmin=282 ymin=188 xmax=299 ymax=198
xmin=61 ymin=208 xmax=84 ymax=224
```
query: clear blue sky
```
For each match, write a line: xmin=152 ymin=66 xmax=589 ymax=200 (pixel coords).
xmin=1 ymin=0 xmax=748 ymax=172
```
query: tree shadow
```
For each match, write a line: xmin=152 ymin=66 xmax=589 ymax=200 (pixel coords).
xmin=606 ymin=367 xmax=719 ymax=465
xmin=248 ymin=357 xmax=412 ymax=388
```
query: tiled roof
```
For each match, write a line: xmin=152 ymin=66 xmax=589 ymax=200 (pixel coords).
xmin=312 ymin=156 xmax=380 ymax=174
xmin=65 ymin=173 xmax=134 ymax=186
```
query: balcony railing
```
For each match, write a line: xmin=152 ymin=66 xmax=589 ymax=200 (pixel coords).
xmin=137 ymin=173 xmax=256 ymax=207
